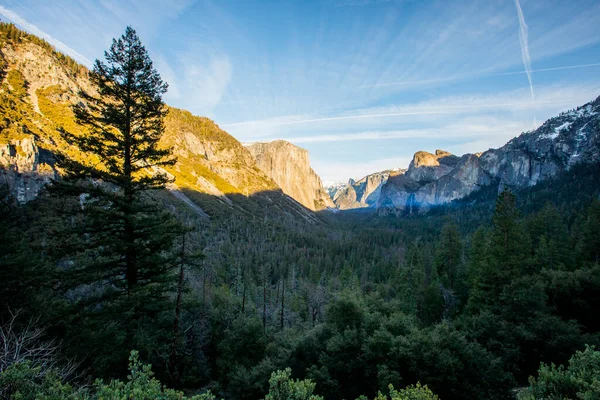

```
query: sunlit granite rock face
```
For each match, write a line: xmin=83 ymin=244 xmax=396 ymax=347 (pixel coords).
xmin=376 ymin=96 xmax=600 ymax=213
xmin=245 ymin=140 xmax=334 ymax=211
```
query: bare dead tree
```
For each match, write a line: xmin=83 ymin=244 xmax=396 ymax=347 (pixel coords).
xmin=0 ymin=309 xmax=79 ymax=382
xmin=304 ymin=282 xmax=326 ymax=328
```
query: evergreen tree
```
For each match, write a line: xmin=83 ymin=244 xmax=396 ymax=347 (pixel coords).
xmin=468 ymin=191 xmax=530 ymax=313
xmin=526 ymin=203 xmax=571 ymax=270
xmin=396 ymin=243 xmax=426 ymax=315
xmin=518 ymin=346 xmax=600 ymax=400
xmin=434 ymin=221 xmax=463 ymax=289
xmin=168 ymin=228 xmax=204 ymax=384
xmin=48 ymin=26 xmax=181 ymax=373
xmin=577 ymin=199 xmax=600 ymax=265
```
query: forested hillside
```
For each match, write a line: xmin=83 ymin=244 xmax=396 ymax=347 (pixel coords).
xmin=1 ymin=22 xmax=600 ymax=400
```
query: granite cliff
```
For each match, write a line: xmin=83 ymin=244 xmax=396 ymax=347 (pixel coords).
xmin=375 ymin=96 xmax=600 ymax=213
xmin=245 ymin=140 xmax=334 ymax=211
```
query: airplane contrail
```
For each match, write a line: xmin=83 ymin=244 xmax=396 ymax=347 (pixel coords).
xmin=222 ymin=99 xmax=574 ymax=128
xmin=514 ymin=0 xmax=534 ymax=100
xmin=494 ymin=63 xmax=600 ymax=76
xmin=223 ymin=110 xmax=450 ymax=127
xmin=360 ymin=62 xmax=600 ymax=89
xmin=514 ymin=0 xmax=536 ymax=127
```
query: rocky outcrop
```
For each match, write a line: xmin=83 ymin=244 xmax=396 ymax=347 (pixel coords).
xmin=1 ymin=40 xmax=95 ymax=113
xmin=406 ymin=150 xmax=459 ymax=182
xmin=325 ymin=181 xmax=347 ymax=200
xmin=245 ymin=140 xmax=334 ymax=211
xmin=0 ymin=132 xmax=55 ymax=202
xmin=161 ymin=108 xmax=278 ymax=199
xmin=377 ymin=152 xmax=491 ymax=212
xmin=330 ymin=170 xmax=395 ymax=210
xmin=377 ymin=96 xmax=600 ymax=213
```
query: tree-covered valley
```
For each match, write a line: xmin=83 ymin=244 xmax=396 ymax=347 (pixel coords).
xmin=1 ymin=22 xmax=600 ymax=400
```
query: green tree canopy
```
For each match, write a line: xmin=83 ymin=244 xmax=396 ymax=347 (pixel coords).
xmin=48 ymin=26 xmax=182 ymax=374
xmin=518 ymin=345 xmax=600 ymax=400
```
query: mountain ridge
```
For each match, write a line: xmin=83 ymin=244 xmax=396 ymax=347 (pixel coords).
xmin=0 ymin=23 xmax=321 ymax=222
xmin=328 ymin=169 xmax=399 ymax=210
xmin=2 ymin=22 xmax=599 ymax=218
xmin=328 ymin=95 xmax=600 ymax=214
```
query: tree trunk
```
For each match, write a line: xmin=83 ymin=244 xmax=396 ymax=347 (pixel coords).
xmin=124 ymin=69 xmax=136 ymax=297
xmin=280 ymin=280 xmax=285 ymax=330
xmin=169 ymin=233 xmax=186 ymax=381
xmin=263 ymin=272 xmax=267 ymax=334
xmin=202 ymin=264 xmax=207 ymax=303
xmin=123 ymin=79 xmax=137 ymax=353
xmin=241 ymin=282 xmax=246 ymax=315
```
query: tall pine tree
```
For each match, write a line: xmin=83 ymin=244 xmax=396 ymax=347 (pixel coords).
xmin=434 ymin=222 xmax=463 ymax=289
xmin=467 ymin=191 xmax=531 ymax=313
xmin=49 ymin=26 xmax=182 ymax=373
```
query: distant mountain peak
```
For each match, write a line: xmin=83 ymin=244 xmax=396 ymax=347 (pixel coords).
xmin=374 ymin=95 xmax=600 ymax=214
xmin=329 ymin=170 xmax=393 ymax=210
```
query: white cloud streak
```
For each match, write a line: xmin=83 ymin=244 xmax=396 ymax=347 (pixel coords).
xmin=287 ymin=128 xmax=501 ymax=144
xmin=285 ymin=115 xmax=529 ymax=144
xmin=514 ymin=0 xmax=534 ymax=101
xmin=313 ymin=156 xmax=413 ymax=184
xmin=359 ymin=76 xmax=459 ymax=89
xmin=360 ymin=62 xmax=600 ymax=89
xmin=222 ymin=99 xmax=577 ymax=129
xmin=494 ymin=62 xmax=600 ymax=76
xmin=158 ymin=53 xmax=233 ymax=114
xmin=223 ymin=110 xmax=449 ymax=128
xmin=0 ymin=6 xmax=93 ymax=67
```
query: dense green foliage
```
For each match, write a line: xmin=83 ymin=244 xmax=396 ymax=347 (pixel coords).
xmin=0 ymin=349 xmax=442 ymax=400
xmin=0 ymin=351 xmax=217 ymax=400
xmin=518 ymin=346 xmax=600 ymax=399
xmin=264 ymin=368 xmax=323 ymax=400
xmin=3 ymin=162 xmax=599 ymax=399
xmin=373 ymin=383 xmax=439 ymax=400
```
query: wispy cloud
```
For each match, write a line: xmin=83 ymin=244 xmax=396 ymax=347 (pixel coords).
xmin=222 ymin=97 xmax=584 ymax=129
xmin=286 ymin=120 xmax=527 ymax=144
xmin=158 ymin=53 xmax=233 ymax=114
xmin=360 ymin=62 xmax=600 ymax=89
xmin=222 ymin=109 xmax=450 ymax=128
xmin=223 ymin=82 xmax=600 ymax=149
xmin=494 ymin=62 xmax=600 ymax=76
xmin=313 ymin=156 xmax=413 ymax=184
xmin=0 ymin=6 xmax=92 ymax=66
xmin=359 ymin=76 xmax=461 ymax=89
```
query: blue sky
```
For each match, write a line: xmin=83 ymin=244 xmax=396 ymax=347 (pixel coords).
xmin=2 ymin=0 xmax=600 ymax=184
